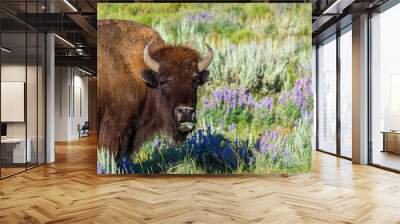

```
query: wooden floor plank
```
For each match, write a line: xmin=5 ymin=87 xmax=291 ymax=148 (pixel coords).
xmin=0 ymin=135 xmax=399 ymax=223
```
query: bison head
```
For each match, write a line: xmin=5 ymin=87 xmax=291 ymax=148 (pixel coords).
xmin=141 ymin=42 xmax=213 ymax=142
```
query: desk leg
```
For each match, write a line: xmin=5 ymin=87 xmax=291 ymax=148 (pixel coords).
xmin=382 ymin=133 xmax=386 ymax=153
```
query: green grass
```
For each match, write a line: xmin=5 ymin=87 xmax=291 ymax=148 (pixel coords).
xmin=97 ymin=119 xmax=312 ymax=175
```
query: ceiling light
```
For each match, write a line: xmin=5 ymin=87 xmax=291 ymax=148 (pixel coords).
xmin=323 ymin=0 xmax=355 ymax=15
xmin=78 ymin=67 xmax=93 ymax=76
xmin=54 ymin=34 xmax=75 ymax=48
xmin=1 ymin=47 xmax=11 ymax=53
xmin=63 ymin=0 xmax=78 ymax=12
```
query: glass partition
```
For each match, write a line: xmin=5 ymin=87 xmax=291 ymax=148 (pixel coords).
xmin=27 ymin=31 xmax=38 ymax=169
xmin=38 ymin=32 xmax=45 ymax=165
xmin=339 ymin=27 xmax=352 ymax=158
xmin=1 ymin=30 xmax=28 ymax=177
xmin=317 ymin=36 xmax=337 ymax=154
xmin=371 ymin=3 xmax=400 ymax=171
xmin=0 ymin=1 xmax=46 ymax=179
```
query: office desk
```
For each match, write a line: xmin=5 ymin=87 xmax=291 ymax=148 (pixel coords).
xmin=381 ymin=131 xmax=400 ymax=154
xmin=1 ymin=138 xmax=31 ymax=163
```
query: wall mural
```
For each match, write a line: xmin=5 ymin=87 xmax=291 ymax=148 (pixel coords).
xmin=97 ymin=3 xmax=313 ymax=175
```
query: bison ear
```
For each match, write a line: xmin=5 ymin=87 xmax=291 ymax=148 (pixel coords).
xmin=198 ymin=70 xmax=210 ymax=86
xmin=141 ymin=69 xmax=159 ymax=88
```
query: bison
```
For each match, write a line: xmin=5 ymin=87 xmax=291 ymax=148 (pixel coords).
xmin=97 ymin=20 xmax=213 ymax=164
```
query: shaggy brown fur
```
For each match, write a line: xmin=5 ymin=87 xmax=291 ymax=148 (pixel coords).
xmin=97 ymin=20 xmax=208 ymax=162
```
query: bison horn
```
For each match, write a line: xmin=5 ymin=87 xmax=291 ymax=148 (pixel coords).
xmin=144 ymin=41 xmax=160 ymax=73
xmin=197 ymin=44 xmax=214 ymax=72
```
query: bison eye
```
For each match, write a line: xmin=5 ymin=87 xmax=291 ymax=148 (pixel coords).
xmin=159 ymin=77 xmax=170 ymax=85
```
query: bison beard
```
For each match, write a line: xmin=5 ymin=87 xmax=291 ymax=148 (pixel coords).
xmin=97 ymin=20 xmax=213 ymax=168
xmin=174 ymin=123 xmax=194 ymax=143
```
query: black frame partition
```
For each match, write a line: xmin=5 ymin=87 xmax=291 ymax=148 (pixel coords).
xmin=0 ymin=1 xmax=47 ymax=179
xmin=367 ymin=1 xmax=400 ymax=173
xmin=315 ymin=24 xmax=353 ymax=161
xmin=316 ymin=33 xmax=338 ymax=157
xmin=338 ymin=24 xmax=353 ymax=159
xmin=315 ymin=0 xmax=400 ymax=173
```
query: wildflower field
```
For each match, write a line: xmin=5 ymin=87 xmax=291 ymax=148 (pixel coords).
xmin=97 ymin=3 xmax=313 ymax=175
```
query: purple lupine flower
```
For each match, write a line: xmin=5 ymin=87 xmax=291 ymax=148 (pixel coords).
xmin=187 ymin=11 xmax=213 ymax=22
xmin=278 ymin=93 xmax=286 ymax=104
xmin=294 ymin=90 xmax=304 ymax=108
xmin=209 ymin=100 xmax=217 ymax=109
xmin=256 ymin=128 xmax=281 ymax=156
xmin=230 ymin=98 xmax=237 ymax=109
xmin=228 ymin=123 xmax=237 ymax=132
xmin=226 ymin=89 xmax=233 ymax=102
xmin=219 ymin=121 xmax=225 ymax=128
xmin=223 ymin=86 xmax=229 ymax=101
xmin=290 ymin=77 xmax=313 ymax=112
xmin=305 ymin=79 xmax=312 ymax=95
xmin=258 ymin=97 xmax=274 ymax=111
xmin=228 ymin=44 xmax=237 ymax=51
xmin=283 ymin=148 xmax=289 ymax=160
xmin=238 ymin=95 xmax=244 ymax=107
xmin=214 ymin=89 xmax=223 ymax=102
xmin=97 ymin=162 xmax=103 ymax=174
xmin=276 ymin=77 xmax=312 ymax=113
xmin=247 ymin=94 xmax=255 ymax=107
xmin=271 ymin=130 xmax=279 ymax=139
xmin=259 ymin=142 xmax=269 ymax=155
xmin=199 ymin=12 xmax=212 ymax=20
xmin=153 ymin=138 xmax=161 ymax=148
xmin=203 ymin=86 xmax=281 ymax=118
xmin=202 ymin=97 xmax=209 ymax=105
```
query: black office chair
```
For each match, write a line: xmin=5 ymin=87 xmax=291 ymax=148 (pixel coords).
xmin=78 ymin=121 xmax=90 ymax=138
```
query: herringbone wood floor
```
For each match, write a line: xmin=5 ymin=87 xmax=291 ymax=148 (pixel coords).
xmin=1 ymin=136 xmax=400 ymax=224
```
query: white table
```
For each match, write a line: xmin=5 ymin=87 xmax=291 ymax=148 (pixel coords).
xmin=1 ymin=138 xmax=31 ymax=163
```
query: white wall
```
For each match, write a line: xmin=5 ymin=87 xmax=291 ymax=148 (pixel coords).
xmin=55 ymin=67 xmax=70 ymax=141
xmin=1 ymin=63 xmax=46 ymax=164
xmin=1 ymin=65 xmax=26 ymax=139
xmin=72 ymin=72 xmax=89 ymax=138
xmin=1 ymin=65 xmax=39 ymax=138
xmin=55 ymin=67 xmax=89 ymax=141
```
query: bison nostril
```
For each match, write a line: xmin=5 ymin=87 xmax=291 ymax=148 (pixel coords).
xmin=176 ymin=106 xmax=195 ymax=121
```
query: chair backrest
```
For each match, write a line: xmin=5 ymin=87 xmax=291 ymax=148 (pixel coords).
xmin=82 ymin=121 xmax=90 ymax=129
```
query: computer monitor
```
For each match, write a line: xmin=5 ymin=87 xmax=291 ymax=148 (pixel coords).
xmin=1 ymin=123 xmax=7 ymax=137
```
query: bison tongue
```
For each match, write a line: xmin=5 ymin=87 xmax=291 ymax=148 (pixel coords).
xmin=177 ymin=122 xmax=194 ymax=132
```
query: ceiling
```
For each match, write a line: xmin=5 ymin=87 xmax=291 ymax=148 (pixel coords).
xmin=2 ymin=0 xmax=396 ymax=72
xmin=0 ymin=0 xmax=97 ymax=74
xmin=312 ymin=0 xmax=390 ymax=44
